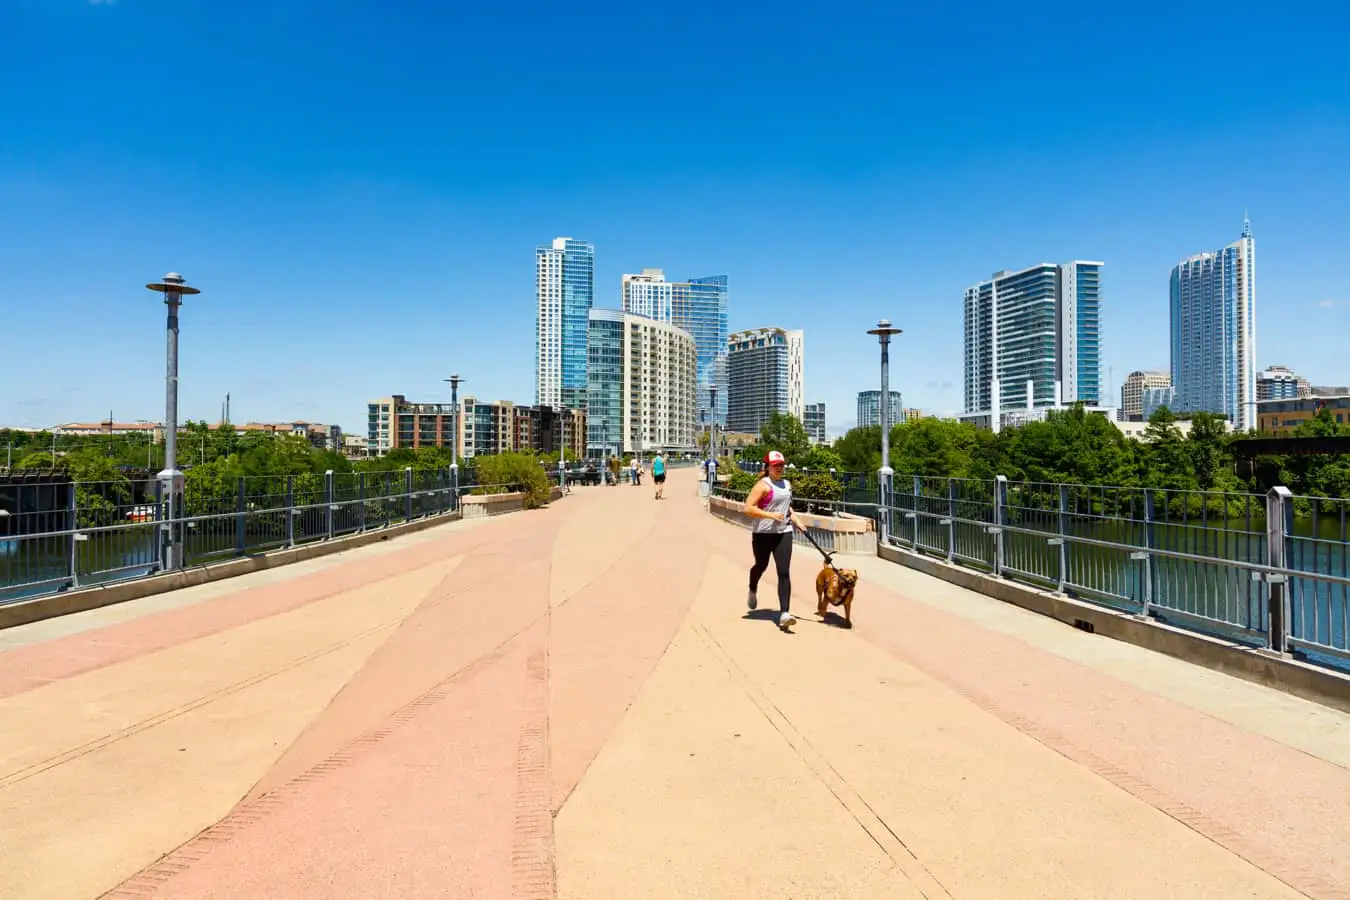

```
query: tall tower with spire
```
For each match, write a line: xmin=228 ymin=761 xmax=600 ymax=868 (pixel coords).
xmin=1168 ymin=217 xmax=1257 ymax=431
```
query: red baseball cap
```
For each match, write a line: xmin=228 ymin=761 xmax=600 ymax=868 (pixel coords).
xmin=764 ymin=450 xmax=786 ymax=465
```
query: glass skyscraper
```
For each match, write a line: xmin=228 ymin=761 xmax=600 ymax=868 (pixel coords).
xmin=962 ymin=260 xmax=1103 ymax=431
xmin=536 ymin=237 xmax=594 ymax=411
xmin=677 ymin=275 xmax=730 ymax=430
xmin=856 ymin=390 xmax=904 ymax=429
xmin=1169 ymin=219 xmax=1257 ymax=431
xmin=586 ymin=309 xmax=625 ymax=457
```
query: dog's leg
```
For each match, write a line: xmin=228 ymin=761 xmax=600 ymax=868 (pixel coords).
xmin=816 ymin=580 xmax=827 ymax=618
xmin=843 ymin=593 xmax=852 ymax=627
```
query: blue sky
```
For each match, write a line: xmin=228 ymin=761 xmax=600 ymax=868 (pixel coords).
xmin=1 ymin=1 xmax=1347 ymax=435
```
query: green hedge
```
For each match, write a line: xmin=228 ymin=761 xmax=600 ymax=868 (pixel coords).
xmin=470 ymin=452 xmax=552 ymax=509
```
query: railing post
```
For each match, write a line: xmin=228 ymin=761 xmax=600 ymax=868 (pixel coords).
xmin=358 ymin=472 xmax=366 ymax=533
xmin=153 ymin=479 xmax=165 ymax=571
xmin=285 ymin=475 xmax=295 ymax=548
xmin=1056 ymin=484 xmax=1068 ymax=593
xmin=912 ymin=475 xmax=920 ymax=549
xmin=235 ymin=477 xmax=247 ymax=555
xmin=324 ymin=469 xmax=334 ymax=539
xmin=450 ymin=463 xmax=459 ymax=514
xmin=1266 ymin=486 xmax=1293 ymax=654
xmin=405 ymin=467 xmax=414 ymax=522
xmin=993 ymin=475 xmax=1007 ymax=577
xmin=1140 ymin=489 xmax=1156 ymax=618
xmin=67 ymin=482 xmax=79 ymax=589
xmin=946 ymin=479 xmax=957 ymax=562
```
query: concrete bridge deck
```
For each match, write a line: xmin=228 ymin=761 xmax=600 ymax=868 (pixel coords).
xmin=2 ymin=468 xmax=1348 ymax=899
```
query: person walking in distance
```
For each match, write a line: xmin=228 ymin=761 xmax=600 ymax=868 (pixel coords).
xmin=651 ymin=452 xmax=667 ymax=499
xmin=743 ymin=450 xmax=806 ymax=631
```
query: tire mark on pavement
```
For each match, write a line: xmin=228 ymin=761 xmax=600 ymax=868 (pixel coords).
xmin=690 ymin=622 xmax=954 ymax=900
xmin=512 ymin=638 xmax=556 ymax=899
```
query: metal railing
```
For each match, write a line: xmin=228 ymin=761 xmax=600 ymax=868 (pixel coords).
xmin=721 ymin=462 xmax=1350 ymax=673
xmin=0 ymin=466 xmax=510 ymax=606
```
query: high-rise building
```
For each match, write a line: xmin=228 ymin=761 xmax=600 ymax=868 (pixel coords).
xmin=621 ymin=269 xmax=730 ymax=430
xmin=726 ymin=327 xmax=804 ymax=434
xmin=1257 ymin=365 xmax=1311 ymax=402
xmin=1141 ymin=385 xmax=1176 ymax=421
xmin=1169 ymin=219 xmax=1257 ymax=431
xmin=1120 ymin=371 xmax=1171 ymax=422
xmin=537 ymin=237 xmax=595 ymax=411
xmin=962 ymin=261 xmax=1104 ymax=432
xmin=856 ymin=390 xmax=904 ymax=429
xmin=676 ymin=276 xmax=730 ymax=430
xmin=621 ymin=269 xmax=673 ymax=321
xmin=803 ymin=402 xmax=827 ymax=444
xmin=586 ymin=309 xmax=698 ymax=457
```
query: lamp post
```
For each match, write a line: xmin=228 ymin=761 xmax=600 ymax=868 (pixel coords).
xmin=146 ymin=272 xmax=201 ymax=570
xmin=444 ymin=375 xmax=462 ymax=506
xmin=867 ymin=319 xmax=903 ymax=543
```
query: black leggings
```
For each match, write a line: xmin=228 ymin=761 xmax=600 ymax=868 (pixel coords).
xmin=749 ymin=532 xmax=793 ymax=613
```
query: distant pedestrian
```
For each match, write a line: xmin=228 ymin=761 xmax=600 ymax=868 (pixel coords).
xmin=652 ymin=453 xmax=666 ymax=499
xmin=743 ymin=450 xmax=806 ymax=631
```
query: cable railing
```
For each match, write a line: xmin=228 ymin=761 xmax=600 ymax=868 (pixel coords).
xmin=0 ymin=466 xmax=512 ymax=605
xmin=719 ymin=462 xmax=1350 ymax=673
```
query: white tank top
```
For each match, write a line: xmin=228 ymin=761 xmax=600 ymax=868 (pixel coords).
xmin=752 ymin=477 xmax=794 ymax=534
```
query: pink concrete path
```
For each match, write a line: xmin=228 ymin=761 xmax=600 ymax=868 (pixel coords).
xmin=1 ymin=467 xmax=1348 ymax=899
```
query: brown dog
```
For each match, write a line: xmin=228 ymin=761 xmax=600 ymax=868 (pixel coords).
xmin=815 ymin=564 xmax=859 ymax=626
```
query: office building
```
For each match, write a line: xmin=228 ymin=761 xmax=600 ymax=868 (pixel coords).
xmin=367 ymin=396 xmax=456 ymax=456
xmin=622 ymin=269 xmax=730 ymax=429
xmin=803 ymin=402 xmax=827 ymax=444
xmin=1120 ymin=371 xmax=1172 ymax=422
xmin=856 ymin=390 xmax=904 ymax=429
xmin=1169 ymin=219 xmax=1257 ymax=431
xmin=1257 ymin=365 xmax=1311 ymax=402
xmin=726 ymin=327 xmax=804 ymax=434
xmin=537 ymin=237 xmax=595 ymax=411
xmin=586 ymin=309 xmax=698 ymax=457
xmin=1258 ymin=395 xmax=1350 ymax=435
xmin=962 ymin=260 xmax=1105 ymax=432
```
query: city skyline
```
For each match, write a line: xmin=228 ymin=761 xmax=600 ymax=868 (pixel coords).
xmin=2 ymin=4 xmax=1347 ymax=435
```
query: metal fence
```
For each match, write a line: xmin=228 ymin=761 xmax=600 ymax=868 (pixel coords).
xmin=725 ymin=460 xmax=1350 ymax=673
xmin=0 ymin=466 xmax=505 ymax=606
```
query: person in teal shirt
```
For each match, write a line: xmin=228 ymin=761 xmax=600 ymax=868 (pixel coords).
xmin=651 ymin=453 xmax=667 ymax=500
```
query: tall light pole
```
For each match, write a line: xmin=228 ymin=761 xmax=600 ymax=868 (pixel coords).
xmin=146 ymin=272 xmax=201 ymax=570
xmin=867 ymin=319 xmax=903 ymax=544
xmin=444 ymin=375 xmax=462 ymax=506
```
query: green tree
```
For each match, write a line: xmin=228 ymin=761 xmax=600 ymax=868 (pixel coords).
xmin=758 ymin=412 xmax=811 ymax=462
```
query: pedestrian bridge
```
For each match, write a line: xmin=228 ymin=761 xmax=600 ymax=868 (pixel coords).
xmin=1 ymin=469 xmax=1347 ymax=899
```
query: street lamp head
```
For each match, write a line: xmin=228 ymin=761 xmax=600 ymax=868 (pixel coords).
xmin=444 ymin=375 xmax=463 ymax=387
xmin=145 ymin=272 xmax=201 ymax=297
xmin=866 ymin=318 xmax=903 ymax=339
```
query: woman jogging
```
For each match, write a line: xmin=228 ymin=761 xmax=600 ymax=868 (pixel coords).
xmin=743 ymin=450 xmax=807 ymax=631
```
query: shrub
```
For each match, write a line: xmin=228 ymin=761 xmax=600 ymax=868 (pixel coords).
xmin=788 ymin=471 xmax=844 ymax=514
xmin=470 ymin=452 xmax=552 ymax=508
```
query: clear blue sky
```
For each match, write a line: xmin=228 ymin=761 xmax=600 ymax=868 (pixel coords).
xmin=2 ymin=1 xmax=1347 ymax=434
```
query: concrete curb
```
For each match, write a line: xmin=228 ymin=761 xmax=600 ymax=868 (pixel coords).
xmin=877 ymin=542 xmax=1350 ymax=715
xmin=0 ymin=511 xmax=463 ymax=632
